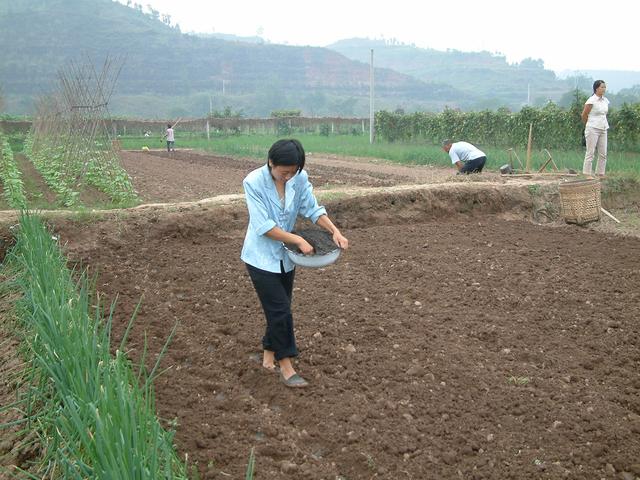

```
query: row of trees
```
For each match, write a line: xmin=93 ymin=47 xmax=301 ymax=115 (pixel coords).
xmin=376 ymin=92 xmax=640 ymax=151
xmin=119 ymin=0 xmax=180 ymax=30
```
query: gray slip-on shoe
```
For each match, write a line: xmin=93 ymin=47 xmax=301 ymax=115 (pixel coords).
xmin=281 ymin=372 xmax=309 ymax=388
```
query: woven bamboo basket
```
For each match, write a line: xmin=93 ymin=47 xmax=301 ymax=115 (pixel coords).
xmin=558 ymin=179 xmax=601 ymax=225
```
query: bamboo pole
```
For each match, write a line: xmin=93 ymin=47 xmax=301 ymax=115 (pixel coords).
xmin=526 ymin=123 xmax=533 ymax=173
xmin=537 ymin=149 xmax=559 ymax=173
xmin=600 ymin=207 xmax=621 ymax=223
xmin=507 ymin=148 xmax=524 ymax=170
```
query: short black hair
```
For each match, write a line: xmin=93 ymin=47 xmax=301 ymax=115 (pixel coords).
xmin=267 ymin=139 xmax=305 ymax=172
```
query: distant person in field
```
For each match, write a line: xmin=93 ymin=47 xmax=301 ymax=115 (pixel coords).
xmin=163 ymin=123 xmax=175 ymax=152
xmin=441 ymin=139 xmax=487 ymax=174
xmin=241 ymin=139 xmax=349 ymax=388
xmin=581 ymin=80 xmax=609 ymax=178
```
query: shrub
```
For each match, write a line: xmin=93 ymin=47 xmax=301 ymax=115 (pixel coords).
xmin=319 ymin=123 xmax=331 ymax=137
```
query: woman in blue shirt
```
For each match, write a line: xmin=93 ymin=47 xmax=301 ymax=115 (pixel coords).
xmin=241 ymin=139 xmax=349 ymax=388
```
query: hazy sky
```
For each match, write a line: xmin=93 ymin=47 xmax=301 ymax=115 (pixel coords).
xmin=130 ymin=0 xmax=638 ymax=72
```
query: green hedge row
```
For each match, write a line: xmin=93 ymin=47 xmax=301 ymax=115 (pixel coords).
xmin=376 ymin=103 xmax=640 ymax=151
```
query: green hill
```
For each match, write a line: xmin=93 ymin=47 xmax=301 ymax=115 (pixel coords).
xmin=328 ymin=38 xmax=578 ymax=110
xmin=0 ymin=0 xmax=473 ymax=117
xmin=7 ymin=1 xmax=628 ymax=118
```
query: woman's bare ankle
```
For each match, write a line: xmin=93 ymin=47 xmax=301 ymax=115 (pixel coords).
xmin=278 ymin=358 xmax=296 ymax=378
xmin=263 ymin=350 xmax=276 ymax=369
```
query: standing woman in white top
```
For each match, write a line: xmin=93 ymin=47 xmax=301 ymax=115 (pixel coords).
xmin=581 ymin=80 xmax=610 ymax=177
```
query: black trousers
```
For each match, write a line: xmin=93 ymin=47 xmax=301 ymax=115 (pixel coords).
xmin=245 ymin=262 xmax=298 ymax=361
xmin=460 ymin=156 xmax=486 ymax=174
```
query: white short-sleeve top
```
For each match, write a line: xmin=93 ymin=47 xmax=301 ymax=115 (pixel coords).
xmin=585 ymin=94 xmax=609 ymax=130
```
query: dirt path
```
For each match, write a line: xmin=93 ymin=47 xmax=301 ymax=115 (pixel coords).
xmin=15 ymin=154 xmax=57 ymax=205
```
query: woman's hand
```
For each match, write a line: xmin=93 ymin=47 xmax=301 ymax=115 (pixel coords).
xmin=315 ymin=215 xmax=349 ymax=250
xmin=333 ymin=230 xmax=349 ymax=250
xmin=297 ymin=236 xmax=315 ymax=255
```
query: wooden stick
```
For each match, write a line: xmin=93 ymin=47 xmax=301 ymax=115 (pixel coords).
xmin=546 ymin=149 xmax=559 ymax=171
xmin=537 ymin=155 xmax=553 ymax=173
xmin=600 ymin=207 xmax=621 ymax=223
xmin=507 ymin=148 xmax=524 ymax=169
xmin=537 ymin=149 xmax=559 ymax=173
xmin=500 ymin=173 xmax=578 ymax=177
xmin=526 ymin=123 xmax=533 ymax=173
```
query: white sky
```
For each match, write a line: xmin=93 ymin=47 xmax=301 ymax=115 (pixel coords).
xmin=129 ymin=0 xmax=638 ymax=72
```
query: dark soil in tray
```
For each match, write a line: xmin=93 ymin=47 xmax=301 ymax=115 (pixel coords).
xmin=290 ymin=229 xmax=338 ymax=255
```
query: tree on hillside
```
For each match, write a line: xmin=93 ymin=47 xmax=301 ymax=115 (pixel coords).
xmin=518 ymin=58 xmax=545 ymax=70
xmin=303 ymin=91 xmax=328 ymax=117
xmin=564 ymin=74 xmax=593 ymax=93
xmin=558 ymin=87 xmax=588 ymax=109
xmin=614 ymin=85 xmax=640 ymax=104
xmin=332 ymin=97 xmax=358 ymax=116
xmin=146 ymin=5 xmax=159 ymax=20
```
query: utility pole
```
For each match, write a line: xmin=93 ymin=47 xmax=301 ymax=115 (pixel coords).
xmin=369 ymin=48 xmax=374 ymax=144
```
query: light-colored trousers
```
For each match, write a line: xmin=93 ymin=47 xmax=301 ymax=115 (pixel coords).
xmin=583 ymin=127 xmax=608 ymax=175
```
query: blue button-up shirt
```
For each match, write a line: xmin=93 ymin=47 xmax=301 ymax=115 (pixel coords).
xmin=241 ymin=164 xmax=327 ymax=273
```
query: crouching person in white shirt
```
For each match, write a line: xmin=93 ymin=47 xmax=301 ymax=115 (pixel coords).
xmin=441 ymin=139 xmax=487 ymax=174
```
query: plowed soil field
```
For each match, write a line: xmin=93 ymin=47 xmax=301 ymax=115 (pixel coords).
xmin=4 ymin=150 xmax=640 ymax=479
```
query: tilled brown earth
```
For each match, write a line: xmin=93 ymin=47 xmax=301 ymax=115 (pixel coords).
xmin=121 ymin=150 xmax=422 ymax=203
xmin=3 ymin=149 xmax=639 ymax=479
xmin=55 ymin=201 xmax=640 ymax=480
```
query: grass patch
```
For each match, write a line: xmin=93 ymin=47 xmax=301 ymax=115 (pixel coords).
xmin=317 ymin=191 xmax=350 ymax=202
xmin=527 ymin=184 xmax=542 ymax=196
xmin=66 ymin=207 xmax=109 ymax=225
xmin=3 ymin=132 xmax=27 ymax=153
